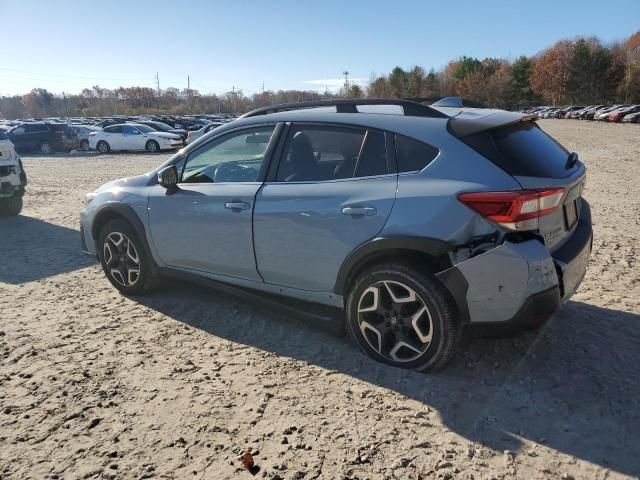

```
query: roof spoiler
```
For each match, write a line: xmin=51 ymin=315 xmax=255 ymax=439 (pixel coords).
xmin=432 ymin=96 xmax=487 ymax=108
xmin=448 ymin=111 xmax=537 ymax=137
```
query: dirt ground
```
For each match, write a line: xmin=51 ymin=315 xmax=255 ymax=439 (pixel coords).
xmin=0 ymin=120 xmax=638 ymax=480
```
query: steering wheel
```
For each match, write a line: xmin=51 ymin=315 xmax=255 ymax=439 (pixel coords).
xmin=213 ymin=163 xmax=256 ymax=182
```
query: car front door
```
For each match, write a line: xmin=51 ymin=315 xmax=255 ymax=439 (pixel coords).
xmin=147 ymin=124 xmax=279 ymax=280
xmin=8 ymin=126 xmax=28 ymax=151
xmin=253 ymin=124 xmax=398 ymax=292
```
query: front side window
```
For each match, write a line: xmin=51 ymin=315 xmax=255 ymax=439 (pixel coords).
xmin=181 ymin=126 xmax=275 ymax=184
xmin=277 ymin=125 xmax=389 ymax=182
xmin=25 ymin=124 xmax=49 ymax=133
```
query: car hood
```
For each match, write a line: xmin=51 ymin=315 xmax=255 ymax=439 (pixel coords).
xmin=95 ymin=173 xmax=153 ymax=192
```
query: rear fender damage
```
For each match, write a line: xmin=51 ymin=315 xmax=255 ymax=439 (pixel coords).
xmin=437 ymin=239 xmax=558 ymax=324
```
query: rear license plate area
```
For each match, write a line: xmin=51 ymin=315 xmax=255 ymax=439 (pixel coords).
xmin=564 ymin=200 xmax=578 ymax=230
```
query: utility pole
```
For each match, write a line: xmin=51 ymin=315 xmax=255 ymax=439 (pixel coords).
xmin=62 ymin=92 xmax=69 ymax=119
xmin=155 ymin=72 xmax=161 ymax=96
xmin=187 ymin=75 xmax=193 ymax=115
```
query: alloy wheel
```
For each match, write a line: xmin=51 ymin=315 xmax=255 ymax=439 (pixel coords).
xmin=103 ymin=232 xmax=141 ymax=287
xmin=357 ymin=280 xmax=434 ymax=363
xmin=40 ymin=142 xmax=52 ymax=154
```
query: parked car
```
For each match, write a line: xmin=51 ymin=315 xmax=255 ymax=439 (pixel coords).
xmin=595 ymin=105 xmax=627 ymax=121
xmin=621 ymin=111 xmax=640 ymax=123
xmin=607 ymin=105 xmax=640 ymax=122
xmin=72 ymin=124 xmax=101 ymax=150
xmin=132 ymin=121 xmax=188 ymax=142
xmin=89 ymin=124 xmax=183 ymax=153
xmin=185 ymin=122 xmax=223 ymax=144
xmin=0 ymin=130 xmax=27 ymax=216
xmin=95 ymin=118 xmax=130 ymax=128
xmin=80 ymin=99 xmax=592 ymax=371
xmin=7 ymin=122 xmax=79 ymax=153
xmin=576 ymin=105 xmax=604 ymax=119
xmin=555 ymin=106 xmax=585 ymax=118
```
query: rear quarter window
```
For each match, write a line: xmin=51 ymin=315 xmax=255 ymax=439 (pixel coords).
xmin=461 ymin=122 xmax=576 ymax=178
xmin=395 ymin=134 xmax=439 ymax=173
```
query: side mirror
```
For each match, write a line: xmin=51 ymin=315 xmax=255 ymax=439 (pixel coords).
xmin=158 ymin=165 xmax=178 ymax=189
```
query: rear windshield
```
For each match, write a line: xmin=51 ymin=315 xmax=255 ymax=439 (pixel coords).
xmin=461 ymin=122 xmax=576 ymax=178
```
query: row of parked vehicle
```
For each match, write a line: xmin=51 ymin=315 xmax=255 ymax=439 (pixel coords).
xmin=0 ymin=114 xmax=236 ymax=154
xmin=525 ymin=104 xmax=640 ymax=122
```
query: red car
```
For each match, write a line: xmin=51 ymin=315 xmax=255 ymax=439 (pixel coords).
xmin=607 ymin=105 xmax=640 ymax=122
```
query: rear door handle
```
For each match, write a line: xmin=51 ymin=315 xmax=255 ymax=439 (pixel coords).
xmin=341 ymin=206 xmax=377 ymax=216
xmin=225 ymin=201 xmax=251 ymax=211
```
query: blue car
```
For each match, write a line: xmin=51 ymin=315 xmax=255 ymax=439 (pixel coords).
xmin=80 ymin=99 xmax=592 ymax=371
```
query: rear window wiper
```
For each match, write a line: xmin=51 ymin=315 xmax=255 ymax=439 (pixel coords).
xmin=565 ymin=152 xmax=579 ymax=170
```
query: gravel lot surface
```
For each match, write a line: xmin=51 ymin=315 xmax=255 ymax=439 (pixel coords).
xmin=0 ymin=120 xmax=638 ymax=479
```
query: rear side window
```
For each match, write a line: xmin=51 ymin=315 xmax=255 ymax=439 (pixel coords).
xmin=355 ymin=130 xmax=388 ymax=178
xmin=395 ymin=135 xmax=439 ymax=173
xmin=104 ymin=126 xmax=122 ymax=133
xmin=461 ymin=122 xmax=575 ymax=178
xmin=276 ymin=125 xmax=389 ymax=182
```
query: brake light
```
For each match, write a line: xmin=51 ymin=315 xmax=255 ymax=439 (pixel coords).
xmin=89 ymin=132 xmax=97 ymax=136
xmin=458 ymin=188 xmax=565 ymax=231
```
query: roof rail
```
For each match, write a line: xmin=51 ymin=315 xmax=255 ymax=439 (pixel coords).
xmin=431 ymin=96 xmax=487 ymax=108
xmin=239 ymin=98 xmax=449 ymax=119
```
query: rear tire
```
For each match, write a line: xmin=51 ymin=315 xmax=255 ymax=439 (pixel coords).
xmin=97 ymin=219 xmax=157 ymax=295
xmin=345 ymin=263 xmax=461 ymax=372
xmin=97 ymin=141 xmax=110 ymax=154
xmin=39 ymin=141 xmax=53 ymax=154
xmin=80 ymin=139 xmax=90 ymax=151
xmin=145 ymin=140 xmax=160 ymax=153
xmin=0 ymin=194 xmax=23 ymax=217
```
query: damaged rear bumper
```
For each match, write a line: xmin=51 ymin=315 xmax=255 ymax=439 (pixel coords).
xmin=437 ymin=200 xmax=592 ymax=326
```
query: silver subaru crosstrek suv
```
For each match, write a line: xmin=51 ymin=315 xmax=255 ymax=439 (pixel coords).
xmin=80 ymin=99 xmax=592 ymax=371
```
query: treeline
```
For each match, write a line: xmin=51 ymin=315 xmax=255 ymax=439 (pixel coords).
xmin=1 ymin=31 xmax=638 ymax=119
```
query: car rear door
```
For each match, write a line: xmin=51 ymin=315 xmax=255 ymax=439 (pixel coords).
xmin=103 ymin=126 xmax=124 ymax=149
xmin=253 ymin=123 xmax=397 ymax=292
xmin=121 ymin=125 xmax=144 ymax=149
xmin=147 ymin=124 xmax=280 ymax=280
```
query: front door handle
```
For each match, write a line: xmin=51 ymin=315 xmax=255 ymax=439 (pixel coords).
xmin=342 ymin=206 xmax=377 ymax=216
xmin=225 ymin=201 xmax=251 ymax=211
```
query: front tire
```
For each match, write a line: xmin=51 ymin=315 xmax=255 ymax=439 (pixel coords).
xmin=346 ymin=263 xmax=460 ymax=372
xmin=145 ymin=140 xmax=160 ymax=153
xmin=97 ymin=141 xmax=110 ymax=154
xmin=98 ymin=219 xmax=157 ymax=295
xmin=39 ymin=141 xmax=53 ymax=154
xmin=0 ymin=194 xmax=23 ymax=217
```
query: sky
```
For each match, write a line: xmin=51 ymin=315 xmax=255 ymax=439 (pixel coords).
xmin=0 ymin=0 xmax=638 ymax=96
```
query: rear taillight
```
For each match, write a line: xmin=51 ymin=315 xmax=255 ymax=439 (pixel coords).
xmin=458 ymin=188 xmax=565 ymax=231
xmin=89 ymin=132 xmax=97 ymax=136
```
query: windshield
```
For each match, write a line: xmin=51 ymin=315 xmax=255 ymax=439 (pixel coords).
xmin=0 ymin=131 xmax=8 ymax=140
